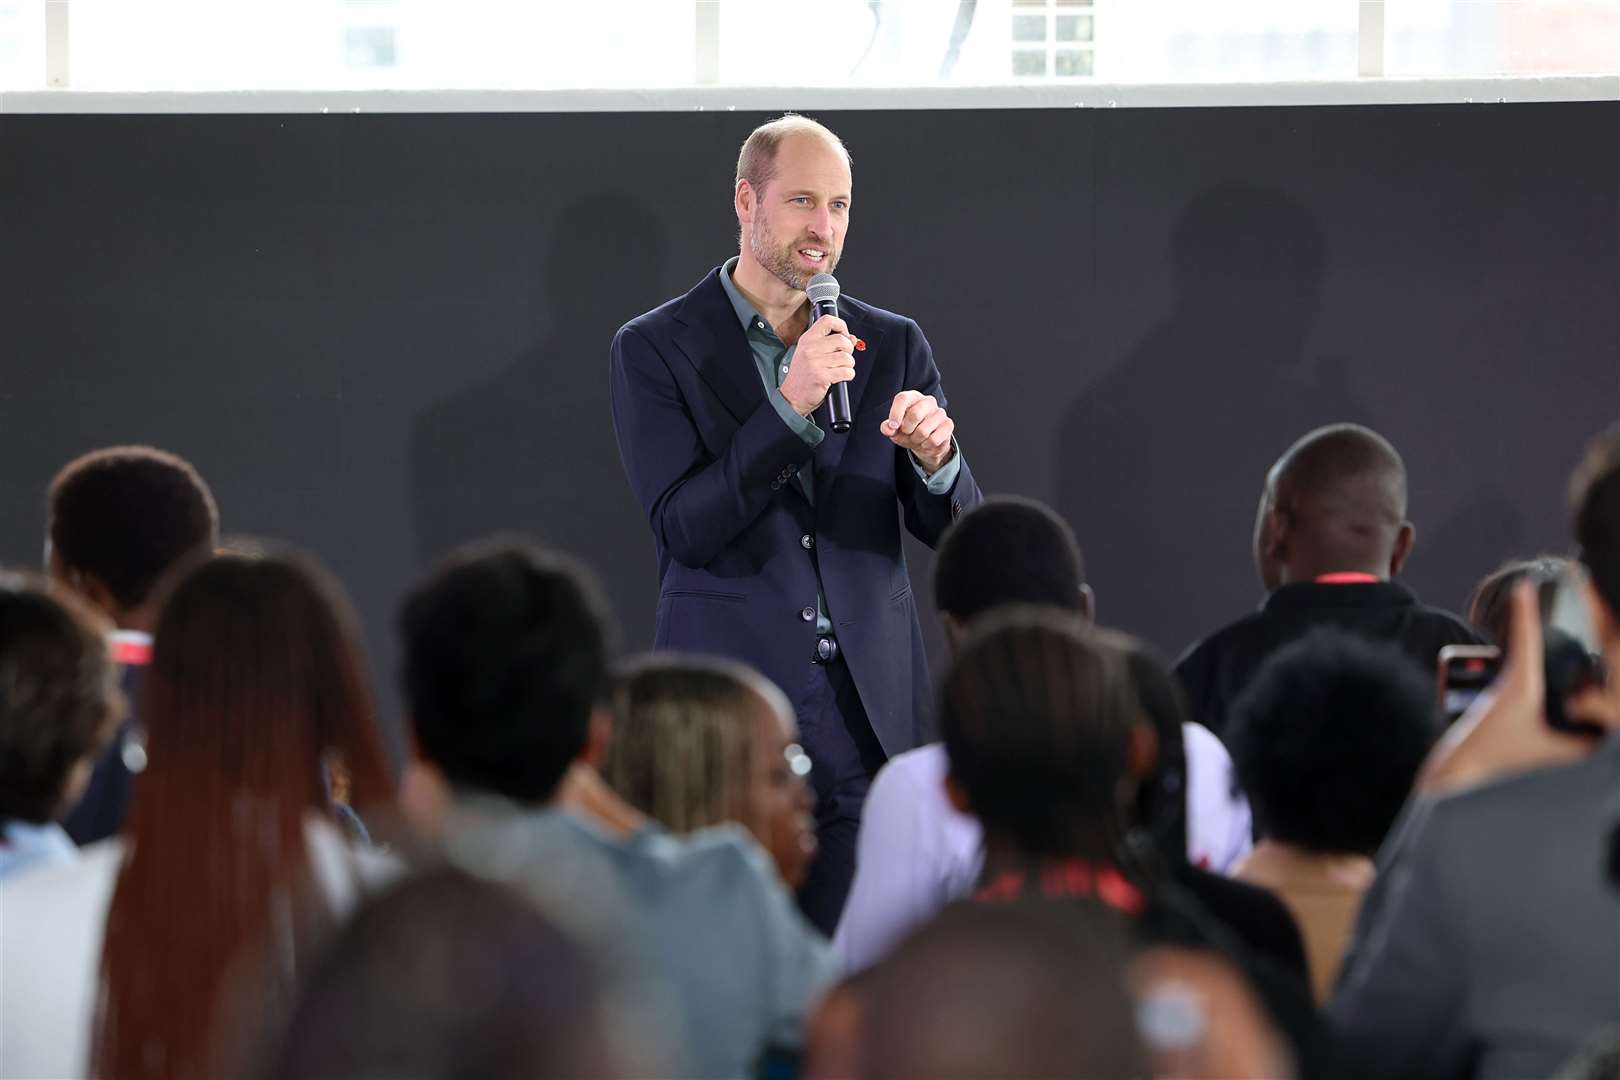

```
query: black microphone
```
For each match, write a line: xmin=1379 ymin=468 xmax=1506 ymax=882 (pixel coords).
xmin=807 ymin=273 xmax=851 ymax=434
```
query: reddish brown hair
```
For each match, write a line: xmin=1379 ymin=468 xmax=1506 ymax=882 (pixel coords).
xmin=93 ymin=550 xmax=392 ymax=1079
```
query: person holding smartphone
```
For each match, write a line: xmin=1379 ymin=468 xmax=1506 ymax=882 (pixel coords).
xmin=1331 ymin=425 xmax=1620 ymax=1080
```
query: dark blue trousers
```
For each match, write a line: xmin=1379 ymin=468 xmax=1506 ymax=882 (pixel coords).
xmin=793 ymin=653 xmax=888 ymax=936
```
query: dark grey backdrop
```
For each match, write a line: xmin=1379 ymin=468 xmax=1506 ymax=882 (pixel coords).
xmin=3 ymin=104 xmax=1616 ymax=752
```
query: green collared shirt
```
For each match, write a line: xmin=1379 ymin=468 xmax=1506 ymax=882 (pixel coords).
xmin=718 ymin=258 xmax=960 ymax=635
xmin=718 ymin=258 xmax=961 ymax=496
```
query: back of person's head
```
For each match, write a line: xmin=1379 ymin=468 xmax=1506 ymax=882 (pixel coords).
xmin=96 ymin=548 xmax=393 ymax=1080
xmin=1571 ymin=424 xmax=1620 ymax=632
xmin=1092 ymin=628 xmax=1191 ymax=865
xmin=1256 ymin=424 xmax=1412 ymax=588
xmin=47 ymin=446 xmax=218 ymax=618
xmin=932 ymin=495 xmax=1090 ymax=626
xmin=858 ymin=900 xmax=1145 ymax=1079
xmin=268 ymin=867 xmax=618 ymax=1080
xmin=939 ymin=608 xmax=1142 ymax=861
xmin=1467 ymin=554 xmax=1575 ymax=649
xmin=605 ymin=654 xmax=814 ymax=887
xmin=0 ymin=574 xmax=121 ymax=827
xmin=1227 ymin=628 xmax=1439 ymax=856
xmin=401 ymin=539 xmax=612 ymax=805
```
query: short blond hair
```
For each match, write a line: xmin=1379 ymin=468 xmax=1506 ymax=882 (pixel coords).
xmin=735 ymin=113 xmax=851 ymax=195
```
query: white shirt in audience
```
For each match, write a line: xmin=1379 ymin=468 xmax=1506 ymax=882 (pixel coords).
xmin=0 ymin=818 xmax=392 ymax=1080
xmin=833 ymin=722 xmax=1252 ymax=971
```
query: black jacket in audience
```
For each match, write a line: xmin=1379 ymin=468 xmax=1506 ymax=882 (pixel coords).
xmin=1176 ymin=861 xmax=1308 ymax=980
xmin=61 ymin=665 xmax=144 ymax=846
xmin=1143 ymin=878 xmax=1340 ymax=1080
xmin=1175 ymin=581 xmax=1483 ymax=739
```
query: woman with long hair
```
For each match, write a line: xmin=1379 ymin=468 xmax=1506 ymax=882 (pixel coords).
xmin=91 ymin=549 xmax=394 ymax=1079
xmin=938 ymin=608 xmax=1326 ymax=1077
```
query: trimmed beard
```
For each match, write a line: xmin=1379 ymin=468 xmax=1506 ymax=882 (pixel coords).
xmin=749 ymin=217 xmax=838 ymax=292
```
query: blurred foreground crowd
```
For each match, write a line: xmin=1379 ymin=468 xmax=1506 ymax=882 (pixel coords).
xmin=2 ymin=421 xmax=1619 ymax=1079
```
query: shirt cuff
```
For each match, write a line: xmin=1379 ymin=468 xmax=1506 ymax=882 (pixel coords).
xmin=770 ymin=389 xmax=825 ymax=447
xmin=910 ymin=439 xmax=961 ymax=495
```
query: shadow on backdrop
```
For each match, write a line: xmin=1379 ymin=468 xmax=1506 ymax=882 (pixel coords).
xmin=1056 ymin=183 xmax=1368 ymax=657
xmin=1414 ymin=483 xmax=1529 ymax=617
xmin=409 ymin=193 xmax=669 ymax=644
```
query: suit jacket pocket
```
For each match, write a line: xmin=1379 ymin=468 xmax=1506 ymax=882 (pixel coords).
xmin=662 ymin=588 xmax=746 ymax=604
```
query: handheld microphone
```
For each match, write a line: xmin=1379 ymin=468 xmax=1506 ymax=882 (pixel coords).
xmin=806 ymin=273 xmax=851 ymax=434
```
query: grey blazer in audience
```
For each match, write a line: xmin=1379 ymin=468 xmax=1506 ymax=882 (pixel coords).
xmin=444 ymin=800 xmax=838 ymax=1080
xmin=1331 ymin=734 xmax=1620 ymax=1080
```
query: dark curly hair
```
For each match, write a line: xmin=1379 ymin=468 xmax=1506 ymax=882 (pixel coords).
xmin=933 ymin=496 xmax=1088 ymax=621
xmin=48 ymin=445 xmax=218 ymax=610
xmin=0 ymin=573 xmax=122 ymax=824
xmin=1226 ymin=628 xmax=1439 ymax=856
xmin=400 ymin=539 xmax=614 ymax=805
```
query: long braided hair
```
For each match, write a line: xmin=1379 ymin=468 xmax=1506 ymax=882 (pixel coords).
xmin=939 ymin=607 xmax=1144 ymax=868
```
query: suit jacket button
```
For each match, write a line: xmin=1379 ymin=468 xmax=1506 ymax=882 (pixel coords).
xmin=800 ymin=606 xmax=816 ymax=622
xmin=801 ymin=534 xmax=814 ymax=550
xmin=770 ymin=480 xmax=781 ymax=491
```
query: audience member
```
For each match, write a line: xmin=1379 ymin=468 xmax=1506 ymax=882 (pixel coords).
xmin=834 ymin=495 xmax=1272 ymax=973
xmin=1116 ymin=633 xmax=1309 ymax=982
xmin=1466 ymin=553 xmax=1574 ymax=649
xmin=938 ymin=608 xmax=1327 ymax=1075
xmin=1332 ymin=425 xmax=1620 ymax=1079
xmin=856 ymin=901 xmax=1147 ymax=1080
xmin=268 ymin=867 xmax=620 ymax=1079
xmin=0 ymin=575 xmax=122 ymax=879
xmin=0 ymin=549 xmax=394 ymax=1080
xmin=1226 ymin=628 xmax=1440 ymax=1002
xmin=396 ymin=539 xmax=837 ymax=1080
xmin=46 ymin=445 xmax=219 ymax=845
xmin=605 ymin=654 xmax=817 ymax=888
xmin=1176 ymin=423 xmax=1484 ymax=738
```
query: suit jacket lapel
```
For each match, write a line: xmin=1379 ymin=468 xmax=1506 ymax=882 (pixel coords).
xmin=672 ymin=270 xmax=765 ymax=428
xmin=812 ymin=304 xmax=886 ymax=505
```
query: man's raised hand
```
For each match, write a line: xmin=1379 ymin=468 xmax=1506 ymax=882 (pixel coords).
xmin=882 ymin=390 xmax=955 ymax=475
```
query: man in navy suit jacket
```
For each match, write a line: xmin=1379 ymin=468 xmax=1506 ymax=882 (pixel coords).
xmin=610 ymin=115 xmax=982 ymax=931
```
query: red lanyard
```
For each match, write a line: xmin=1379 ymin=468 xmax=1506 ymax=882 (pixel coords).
xmin=1315 ymin=572 xmax=1380 ymax=585
xmin=974 ymin=858 xmax=1145 ymax=916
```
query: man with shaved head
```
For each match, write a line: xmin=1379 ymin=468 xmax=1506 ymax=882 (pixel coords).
xmin=1175 ymin=424 xmax=1483 ymax=739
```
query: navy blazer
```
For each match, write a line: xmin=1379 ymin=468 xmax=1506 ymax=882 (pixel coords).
xmin=610 ymin=268 xmax=982 ymax=754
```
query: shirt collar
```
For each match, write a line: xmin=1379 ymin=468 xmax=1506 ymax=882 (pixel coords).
xmin=1263 ymin=578 xmax=1418 ymax=615
xmin=109 ymin=629 xmax=154 ymax=666
xmin=718 ymin=256 xmax=797 ymax=342
xmin=0 ymin=819 xmax=75 ymax=859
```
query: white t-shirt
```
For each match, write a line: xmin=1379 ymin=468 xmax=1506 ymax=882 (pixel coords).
xmin=833 ymin=722 xmax=1252 ymax=971
xmin=0 ymin=820 xmax=392 ymax=1080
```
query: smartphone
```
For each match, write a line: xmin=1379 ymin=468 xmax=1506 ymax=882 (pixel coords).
xmin=1438 ymin=644 xmax=1503 ymax=724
